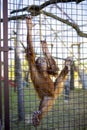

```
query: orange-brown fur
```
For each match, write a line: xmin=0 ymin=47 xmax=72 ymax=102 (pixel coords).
xmin=26 ymin=16 xmax=72 ymax=127
xmin=41 ymin=40 xmax=59 ymax=76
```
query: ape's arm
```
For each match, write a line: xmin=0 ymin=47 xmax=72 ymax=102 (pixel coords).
xmin=41 ymin=40 xmax=59 ymax=76
xmin=26 ymin=16 xmax=35 ymax=65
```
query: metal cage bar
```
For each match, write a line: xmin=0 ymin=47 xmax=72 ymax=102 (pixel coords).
xmin=3 ymin=0 xmax=10 ymax=130
xmin=0 ymin=0 xmax=2 ymax=128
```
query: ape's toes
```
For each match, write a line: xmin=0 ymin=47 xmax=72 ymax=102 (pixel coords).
xmin=65 ymin=57 xmax=73 ymax=66
xmin=32 ymin=111 xmax=41 ymax=127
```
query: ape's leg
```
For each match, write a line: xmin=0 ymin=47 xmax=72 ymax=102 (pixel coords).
xmin=32 ymin=96 xmax=55 ymax=127
xmin=54 ymin=57 xmax=73 ymax=98
xmin=32 ymin=57 xmax=73 ymax=127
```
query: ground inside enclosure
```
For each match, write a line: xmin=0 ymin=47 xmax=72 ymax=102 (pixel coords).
xmin=3 ymin=83 xmax=87 ymax=130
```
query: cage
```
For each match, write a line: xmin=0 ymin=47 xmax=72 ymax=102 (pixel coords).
xmin=0 ymin=0 xmax=87 ymax=130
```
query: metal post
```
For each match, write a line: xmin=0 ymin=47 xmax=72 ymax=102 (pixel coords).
xmin=0 ymin=0 xmax=2 ymax=128
xmin=70 ymin=61 xmax=74 ymax=90
xmin=3 ymin=0 xmax=10 ymax=130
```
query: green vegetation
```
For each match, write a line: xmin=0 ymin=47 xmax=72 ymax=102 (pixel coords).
xmin=2 ymin=82 xmax=87 ymax=130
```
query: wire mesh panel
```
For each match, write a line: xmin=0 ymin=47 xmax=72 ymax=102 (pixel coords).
xmin=1 ymin=0 xmax=87 ymax=129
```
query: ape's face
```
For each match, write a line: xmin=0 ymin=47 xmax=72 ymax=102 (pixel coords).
xmin=36 ymin=57 xmax=48 ymax=72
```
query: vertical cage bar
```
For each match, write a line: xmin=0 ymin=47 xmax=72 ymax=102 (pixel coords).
xmin=0 ymin=0 xmax=2 ymax=128
xmin=3 ymin=0 xmax=10 ymax=130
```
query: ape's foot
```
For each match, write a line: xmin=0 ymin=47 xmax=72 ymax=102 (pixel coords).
xmin=32 ymin=111 xmax=41 ymax=127
xmin=65 ymin=57 xmax=73 ymax=70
